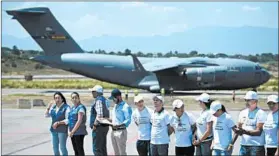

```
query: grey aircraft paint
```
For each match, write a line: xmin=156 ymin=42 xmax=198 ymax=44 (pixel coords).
xmin=6 ymin=7 xmax=271 ymax=93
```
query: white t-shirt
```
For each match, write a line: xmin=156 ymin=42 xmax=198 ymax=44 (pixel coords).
xmin=238 ymin=108 xmax=267 ymax=146
xmin=263 ymin=111 xmax=278 ymax=148
xmin=132 ymin=106 xmax=153 ymax=140
xmin=151 ymin=109 xmax=171 ymax=144
xmin=170 ymin=111 xmax=195 ymax=147
xmin=196 ymin=110 xmax=213 ymax=141
xmin=212 ymin=113 xmax=235 ymax=151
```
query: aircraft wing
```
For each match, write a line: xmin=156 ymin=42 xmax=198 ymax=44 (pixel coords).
xmin=130 ymin=54 xmax=219 ymax=73
xmin=142 ymin=60 xmax=219 ymax=72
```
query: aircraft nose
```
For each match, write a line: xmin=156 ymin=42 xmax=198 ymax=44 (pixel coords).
xmin=262 ymin=69 xmax=271 ymax=83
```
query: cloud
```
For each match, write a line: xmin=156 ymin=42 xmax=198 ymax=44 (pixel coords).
xmin=3 ymin=2 xmax=188 ymax=40
xmin=120 ymin=2 xmax=183 ymax=12
xmin=61 ymin=14 xmax=106 ymax=41
xmin=215 ymin=8 xmax=222 ymax=13
xmin=242 ymin=5 xmax=260 ymax=11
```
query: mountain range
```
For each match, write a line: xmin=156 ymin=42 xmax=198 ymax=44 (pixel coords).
xmin=2 ymin=26 xmax=278 ymax=55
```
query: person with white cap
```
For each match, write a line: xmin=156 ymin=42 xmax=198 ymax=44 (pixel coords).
xmin=192 ymin=93 xmax=214 ymax=156
xmin=209 ymin=100 xmax=239 ymax=156
xmin=170 ymin=99 xmax=196 ymax=156
xmin=150 ymin=95 xmax=172 ymax=156
xmin=132 ymin=95 xmax=153 ymax=156
xmin=237 ymin=90 xmax=267 ymax=156
xmin=263 ymin=95 xmax=279 ymax=156
xmin=89 ymin=85 xmax=110 ymax=156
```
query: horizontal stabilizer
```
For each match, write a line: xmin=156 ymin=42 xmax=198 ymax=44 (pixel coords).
xmin=7 ymin=8 xmax=46 ymax=16
xmin=6 ymin=7 xmax=83 ymax=56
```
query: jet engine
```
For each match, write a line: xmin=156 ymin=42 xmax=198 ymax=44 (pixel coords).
xmin=183 ymin=66 xmax=227 ymax=82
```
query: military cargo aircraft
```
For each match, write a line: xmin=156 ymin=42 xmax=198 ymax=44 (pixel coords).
xmin=6 ymin=7 xmax=271 ymax=93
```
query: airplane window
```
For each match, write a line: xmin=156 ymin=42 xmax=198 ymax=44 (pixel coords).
xmin=255 ymin=65 xmax=261 ymax=70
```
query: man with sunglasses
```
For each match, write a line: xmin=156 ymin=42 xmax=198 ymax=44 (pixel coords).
xmin=237 ymin=91 xmax=267 ymax=156
xmin=150 ymin=95 xmax=173 ymax=156
xmin=108 ymin=88 xmax=132 ymax=156
xmin=263 ymin=95 xmax=279 ymax=156
xmin=132 ymin=95 xmax=153 ymax=156
xmin=89 ymin=85 xmax=110 ymax=156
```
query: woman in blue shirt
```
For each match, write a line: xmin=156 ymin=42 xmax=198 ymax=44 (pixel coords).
xmin=68 ymin=92 xmax=87 ymax=156
xmin=45 ymin=92 xmax=70 ymax=156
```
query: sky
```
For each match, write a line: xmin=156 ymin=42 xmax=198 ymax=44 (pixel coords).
xmin=2 ymin=2 xmax=278 ymax=42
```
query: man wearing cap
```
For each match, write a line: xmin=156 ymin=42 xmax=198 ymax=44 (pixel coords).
xmin=170 ymin=99 xmax=196 ymax=156
xmin=263 ymin=95 xmax=279 ymax=156
xmin=132 ymin=95 xmax=153 ymax=156
xmin=89 ymin=85 xmax=110 ymax=156
xmin=150 ymin=95 xmax=172 ymax=156
xmin=108 ymin=88 xmax=132 ymax=155
xmin=237 ymin=91 xmax=267 ymax=156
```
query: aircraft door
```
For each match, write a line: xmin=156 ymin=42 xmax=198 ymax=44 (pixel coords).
xmin=201 ymin=67 xmax=215 ymax=82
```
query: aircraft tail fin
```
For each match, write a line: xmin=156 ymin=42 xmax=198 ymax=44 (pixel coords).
xmin=130 ymin=54 xmax=146 ymax=72
xmin=6 ymin=7 xmax=83 ymax=56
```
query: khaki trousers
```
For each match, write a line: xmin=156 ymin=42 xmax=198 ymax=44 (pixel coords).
xmin=111 ymin=129 xmax=127 ymax=155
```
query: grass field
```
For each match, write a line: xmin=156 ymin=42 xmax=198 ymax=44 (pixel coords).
xmin=1 ymin=77 xmax=278 ymax=91
xmin=1 ymin=79 xmax=132 ymax=89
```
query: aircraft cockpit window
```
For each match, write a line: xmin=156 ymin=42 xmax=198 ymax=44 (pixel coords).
xmin=255 ymin=65 xmax=262 ymax=70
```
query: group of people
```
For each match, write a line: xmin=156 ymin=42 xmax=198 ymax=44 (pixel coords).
xmin=45 ymin=85 xmax=278 ymax=156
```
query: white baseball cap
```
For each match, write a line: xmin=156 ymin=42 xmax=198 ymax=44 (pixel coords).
xmin=153 ymin=95 xmax=164 ymax=103
xmin=267 ymin=95 xmax=279 ymax=103
xmin=134 ymin=95 xmax=144 ymax=103
xmin=196 ymin=93 xmax=210 ymax=103
xmin=89 ymin=85 xmax=103 ymax=93
xmin=209 ymin=100 xmax=222 ymax=115
xmin=172 ymin=99 xmax=184 ymax=110
xmin=244 ymin=91 xmax=258 ymax=100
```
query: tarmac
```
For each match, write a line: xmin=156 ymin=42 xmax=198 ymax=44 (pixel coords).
xmin=2 ymin=108 xmax=247 ymax=155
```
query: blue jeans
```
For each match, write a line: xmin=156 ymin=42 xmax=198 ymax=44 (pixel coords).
xmin=212 ymin=149 xmax=232 ymax=156
xmin=239 ymin=145 xmax=265 ymax=156
xmin=51 ymin=132 xmax=68 ymax=156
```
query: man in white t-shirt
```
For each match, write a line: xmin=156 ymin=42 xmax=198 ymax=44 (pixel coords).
xmin=170 ymin=99 xmax=195 ymax=156
xmin=263 ymin=95 xmax=279 ymax=156
xmin=150 ymin=95 xmax=172 ymax=156
xmin=237 ymin=91 xmax=267 ymax=156
xmin=132 ymin=95 xmax=153 ymax=156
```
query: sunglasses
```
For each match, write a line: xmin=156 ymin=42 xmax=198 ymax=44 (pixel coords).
xmin=267 ymin=102 xmax=276 ymax=106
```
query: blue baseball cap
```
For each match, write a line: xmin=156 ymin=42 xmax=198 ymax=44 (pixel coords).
xmin=109 ymin=88 xmax=122 ymax=100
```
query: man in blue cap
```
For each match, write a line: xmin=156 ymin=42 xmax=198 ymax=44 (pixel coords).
xmin=108 ymin=88 xmax=132 ymax=155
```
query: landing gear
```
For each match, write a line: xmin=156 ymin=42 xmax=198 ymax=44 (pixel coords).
xmin=252 ymin=88 xmax=257 ymax=92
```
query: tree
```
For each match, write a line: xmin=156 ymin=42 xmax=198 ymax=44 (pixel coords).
xmin=117 ymin=51 xmax=123 ymax=55
xmin=189 ymin=50 xmax=198 ymax=56
xmin=247 ymin=55 xmax=258 ymax=62
xmin=124 ymin=49 xmax=131 ymax=56
xmin=174 ymin=51 xmax=178 ymax=56
xmin=12 ymin=45 xmax=20 ymax=56
xmin=137 ymin=51 xmax=144 ymax=57
xmin=109 ymin=51 xmax=115 ymax=55
xmin=157 ymin=52 xmax=163 ymax=57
